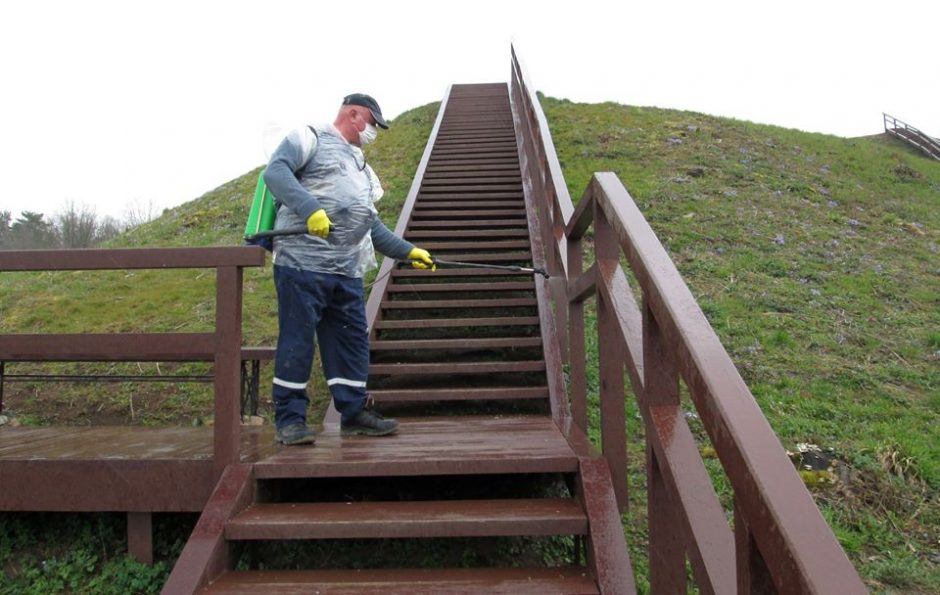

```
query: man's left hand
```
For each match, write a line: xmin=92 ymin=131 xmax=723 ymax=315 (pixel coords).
xmin=408 ymin=247 xmax=435 ymax=271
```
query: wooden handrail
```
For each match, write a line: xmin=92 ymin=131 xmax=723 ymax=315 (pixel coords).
xmin=572 ymin=173 xmax=865 ymax=592
xmin=509 ymin=45 xmax=574 ymax=361
xmin=0 ymin=246 xmax=266 ymax=480
xmin=510 ymin=46 xmax=865 ymax=592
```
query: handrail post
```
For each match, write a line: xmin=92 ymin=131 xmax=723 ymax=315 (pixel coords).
xmin=567 ymin=228 xmax=587 ymax=434
xmin=643 ymin=297 xmax=685 ymax=593
xmin=214 ymin=265 xmax=244 ymax=479
xmin=595 ymin=204 xmax=627 ymax=511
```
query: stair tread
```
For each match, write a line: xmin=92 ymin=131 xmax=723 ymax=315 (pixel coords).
xmin=385 ymin=281 xmax=534 ymax=292
xmin=374 ymin=316 xmax=539 ymax=329
xmin=370 ymin=386 xmax=549 ymax=402
xmin=202 ymin=567 xmax=598 ymax=594
xmin=371 ymin=337 xmax=541 ymax=350
xmin=253 ymin=416 xmax=577 ymax=478
xmin=380 ymin=298 xmax=537 ymax=309
xmin=227 ymin=498 xmax=586 ymax=540
xmin=370 ymin=360 xmax=545 ymax=375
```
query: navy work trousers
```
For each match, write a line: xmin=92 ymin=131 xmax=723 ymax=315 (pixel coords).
xmin=272 ymin=264 xmax=369 ymax=428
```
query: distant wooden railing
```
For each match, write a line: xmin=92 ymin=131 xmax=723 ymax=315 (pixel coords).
xmin=0 ymin=247 xmax=266 ymax=479
xmin=884 ymin=112 xmax=940 ymax=160
xmin=510 ymin=47 xmax=866 ymax=593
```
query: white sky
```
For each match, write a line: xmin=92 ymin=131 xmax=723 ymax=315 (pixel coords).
xmin=1 ymin=0 xmax=936 ymax=221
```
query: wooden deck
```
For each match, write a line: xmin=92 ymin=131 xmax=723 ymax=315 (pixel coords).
xmin=0 ymin=425 xmax=275 ymax=511
xmin=0 ymin=416 xmax=576 ymax=511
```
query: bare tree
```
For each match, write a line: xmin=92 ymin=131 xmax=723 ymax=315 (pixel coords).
xmin=123 ymin=198 xmax=157 ymax=229
xmin=56 ymin=200 xmax=99 ymax=248
xmin=96 ymin=215 xmax=124 ymax=244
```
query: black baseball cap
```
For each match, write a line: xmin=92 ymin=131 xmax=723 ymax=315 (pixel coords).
xmin=343 ymin=93 xmax=388 ymax=129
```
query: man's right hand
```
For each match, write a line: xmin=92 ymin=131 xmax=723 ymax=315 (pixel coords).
xmin=306 ymin=209 xmax=332 ymax=238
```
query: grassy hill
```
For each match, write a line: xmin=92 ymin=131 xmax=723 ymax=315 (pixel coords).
xmin=1 ymin=97 xmax=938 ymax=592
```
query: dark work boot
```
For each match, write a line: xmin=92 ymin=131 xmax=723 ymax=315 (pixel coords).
xmin=341 ymin=406 xmax=399 ymax=437
xmin=276 ymin=423 xmax=316 ymax=446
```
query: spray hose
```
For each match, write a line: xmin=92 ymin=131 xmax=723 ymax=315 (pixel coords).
xmin=430 ymin=259 xmax=549 ymax=278
xmin=242 ymin=229 xmax=549 ymax=279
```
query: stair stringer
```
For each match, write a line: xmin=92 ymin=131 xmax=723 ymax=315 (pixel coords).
xmin=162 ymin=464 xmax=254 ymax=595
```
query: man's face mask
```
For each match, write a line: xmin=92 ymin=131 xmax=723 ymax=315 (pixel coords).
xmin=359 ymin=122 xmax=378 ymax=145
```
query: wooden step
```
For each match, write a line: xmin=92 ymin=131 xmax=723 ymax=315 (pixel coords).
xmin=421 ymin=177 xmax=521 ymax=185
xmin=404 ymin=229 xmax=529 ymax=239
xmin=411 ymin=209 xmax=527 ymax=218
xmin=391 ymin=269 xmax=531 ymax=279
xmin=370 ymin=337 xmax=542 ymax=351
xmin=226 ymin=498 xmax=586 ymax=540
xmin=373 ymin=316 xmax=539 ymax=329
xmin=201 ymin=567 xmax=599 ymax=594
xmin=398 ymin=251 xmax=534 ymax=263
xmin=406 ymin=219 xmax=527 ymax=228
xmin=370 ymin=361 xmax=545 ymax=375
xmin=370 ymin=386 xmax=549 ymax=402
xmin=380 ymin=298 xmax=537 ymax=310
xmin=252 ymin=416 xmax=577 ymax=479
xmin=385 ymin=281 xmax=534 ymax=293
xmin=415 ymin=201 xmax=525 ymax=210
xmin=412 ymin=240 xmax=532 ymax=251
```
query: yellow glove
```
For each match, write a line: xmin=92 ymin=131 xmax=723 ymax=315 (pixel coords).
xmin=408 ymin=247 xmax=435 ymax=270
xmin=306 ymin=209 xmax=332 ymax=238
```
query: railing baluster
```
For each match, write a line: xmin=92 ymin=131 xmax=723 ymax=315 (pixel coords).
xmin=596 ymin=206 xmax=628 ymax=511
xmin=567 ymin=229 xmax=588 ymax=434
xmin=643 ymin=298 xmax=686 ymax=592
xmin=735 ymin=497 xmax=776 ymax=593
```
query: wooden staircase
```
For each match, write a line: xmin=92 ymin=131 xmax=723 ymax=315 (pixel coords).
xmin=163 ymin=84 xmax=631 ymax=594
xmin=884 ymin=112 xmax=940 ymax=161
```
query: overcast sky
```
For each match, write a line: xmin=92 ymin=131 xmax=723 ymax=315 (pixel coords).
xmin=1 ymin=0 xmax=936 ymax=222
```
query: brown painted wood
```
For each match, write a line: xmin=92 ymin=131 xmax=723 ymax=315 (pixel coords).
xmin=163 ymin=464 xmax=254 ymax=594
xmin=412 ymin=210 xmax=525 ymax=221
xmin=403 ymin=229 xmax=530 ymax=239
xmin=405 ymin=219 xmax=527 ymax=228
xmin=214 ymin=266 xmax=243 ymax=478
xmin=370 ymin=361 xmax=545 ymax=375
xmin=578 ymin=457 xmax=637 ymax=594
xmin=391 ymin=269 xmax=530 ymax=280
xmin=226 ymin=498 xmax=586 ymax=540
xmin=370 ymin=386 xmax=548 ymax=402
xmin=380 ymin=298 xmax=537 ymax=310
xmin=201 ymin=567 xmax=599 ymax=594
xmin=0 ymin=246 xmax=265 ymax=272
xmin=253 ymin=416 xmax=578 ymax=479
xmin=373 ymin=316 xmax=539 ymax=330
xmin=647 ymin=404 xmax=735 ymax=593
xmin=370 ymin=337 xmax=542 ymax=351
xmin=0 ymin=426 xmax=276 ymax=511
xmin=385 ymin=281 xmax=533 ymax=293
xmin=1 ymin=333 xmax=215 ymax=361
xmin=128 ymin=512 xmax=153 ymax=565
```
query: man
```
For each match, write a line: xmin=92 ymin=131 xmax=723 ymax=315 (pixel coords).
xmin=263 ymin=93 xmax=433 ymax=446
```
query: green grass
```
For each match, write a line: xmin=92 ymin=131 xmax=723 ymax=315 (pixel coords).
xmin=2 ymin=95 xmax=939 ymax=591
xmin=543 ymin=95 xmax=939 ymax=592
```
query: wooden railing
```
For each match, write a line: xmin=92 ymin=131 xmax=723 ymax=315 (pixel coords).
xmin=509 ymin=47 xmax=866 ymax=593
xmin=884 ymin=112 xmax=940 ymax=160
xmin=0 ymin=246 xmax=266 ymax=479
xmin=510 ymin=45 xmax=573 ymax=360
